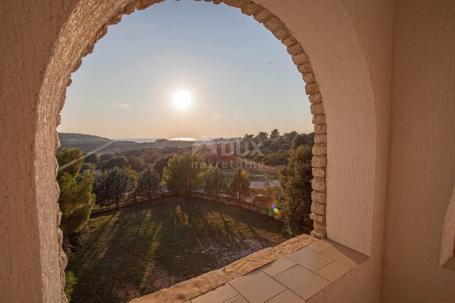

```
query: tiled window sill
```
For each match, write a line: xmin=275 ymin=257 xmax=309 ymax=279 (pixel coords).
xmin=131 ymin=235 xmax=314 ymax=303
xmin=188 ymin=240 xmax=368 ymax=303
xmin=131 ymin=237 xmax=368 ymax=303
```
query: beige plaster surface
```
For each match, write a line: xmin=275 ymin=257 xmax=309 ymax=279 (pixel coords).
xmin=382 ymin=1 xmax=455 ymax=302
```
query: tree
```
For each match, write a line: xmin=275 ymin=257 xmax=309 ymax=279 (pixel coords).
xmin=203 ymin=166 xmax=225 ymax=199
xmin=84 ymin=153 xmax=100 ymax=165
xmin=280 ymin=138 xmax=313 ymax=235
xmin=137 ymin=166 xmax=161 ymax=199
xmin=102 ymin=155 xmax=128 ymax=170
xmin=292 ymin=133 xmax=314 ymax=149
xmin=162 ymin=152 xmax=205 ymax=197
xmin=229 ymin=168 xmax=251 ymax=201
xmin=99 ymin=153 xmax=114 ymax=162
xmin=283 ymin=131 xmax=298 ymax=145
xmin=253 ymin=131 xmax=268 ymax=143
xmin=93 ymin=173 xmax=110 ymax=205
xmin=128 ymin=156 xmax=144 ymax=171
xmin=56 ymin=148 xmax=95 ymax=240
xmin=142 ymin=149 xmax=160 ymax=164
xmin=93 ymin=167 xmax=132 ymax=208
xmin=58 ymin=172 xmax=95 ymax=234
xmin=57 ymin=148 xmax=83 ymax=178
xmin=154 ymin=156 xmax=171 ymax=177
xmin=270 ymin=128 xmax=280 ymax=139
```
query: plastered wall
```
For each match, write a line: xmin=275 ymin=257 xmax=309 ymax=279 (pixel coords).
xmin=382 ymin=1 xmax=455 ymax=302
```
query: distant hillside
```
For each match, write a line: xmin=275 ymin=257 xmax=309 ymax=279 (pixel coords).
xmin=58 ymin=133 xmax=196 ymax=154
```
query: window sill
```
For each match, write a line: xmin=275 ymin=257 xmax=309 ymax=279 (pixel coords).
xmin=130 ymin=236 xmax=368 ymax=303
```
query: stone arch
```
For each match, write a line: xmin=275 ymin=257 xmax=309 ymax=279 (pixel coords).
xmin=441 ymin=188 xmax=455 ymax=267
xmin=36 ymin=0 xmax=378 ymax=300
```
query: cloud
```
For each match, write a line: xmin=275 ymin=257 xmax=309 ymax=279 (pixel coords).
xmin=113 ymin=102 xmax=131 ymax=109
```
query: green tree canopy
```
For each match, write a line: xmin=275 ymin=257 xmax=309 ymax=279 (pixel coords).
xmin=203 ymin=166 xmax=225 ymax=198
xmin=162 ymin=152 xmax=205 ymax=197
xmin=280 ymin=141 xmax=313 ymax=234
xmin=56 ymin=148 xmax=83 ymax=178
xmin=137 ymin=166 xmax=161 ymax=198
xmin=94 ymin=167 xmax=133 ymax=207
xmin=103 ymin=156 xmax=128 ymax=170
xmin=56 ymin=148 xmax=95 ymax=236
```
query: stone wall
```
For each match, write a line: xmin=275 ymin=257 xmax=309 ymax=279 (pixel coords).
xmin=191 ymin=191 xmax=273 ymax=217
xmin=90 ymin=192 xmax=174 ymax=216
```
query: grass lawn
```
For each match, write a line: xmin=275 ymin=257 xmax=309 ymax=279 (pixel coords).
xmin=66 ymin=196 xmax=289 ymax=303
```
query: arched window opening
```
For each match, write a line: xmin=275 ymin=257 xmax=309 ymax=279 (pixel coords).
xmin=46 ymin=1 xmax=331 ymax=302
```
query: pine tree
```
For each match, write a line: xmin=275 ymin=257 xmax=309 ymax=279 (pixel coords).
xmin=56 ymin=148 xmax=95 ymax=237
xmin=280 ymin=135 xmax=313 ymax=234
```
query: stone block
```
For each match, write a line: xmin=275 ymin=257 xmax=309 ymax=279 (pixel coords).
xmin=272 ymin=27 xmax=290 ymax=40
xmin=314 ymin=134 xmax=327 ymax=144
xmin=310 ymin=102 xmax=324 ymax=115
xmin=306 ymin=83 xmax=320 ymax=95
xmin=314 ymin=123 xmax=327 ymax=134
xmin=311 ymin=191 xmax=326 ymax=203
xmin=223 ymin=0 xmax=245 ymax=8
xmin=309 ymin=93 xmax=322 ymax=104
xmin=311 ymin=203 xmax=326 ymax=215
xmin=303 ymin=72 xmax=315 ymax=84
xmin=312 ymin=144 xmax=327 ymax=156
xmin=287 ymin=43 xmax=304 ymax=56
xmin=282 ymin=36 xmax=297 ymax=47
xmin=311 ymin=177 xmax=326 ymax=191
xmin=254 ymin=9 xmax=272 ymax=23
xmin=298 ymin=63 xmax=313 ymax=74
xmin=240 ymin=2 xmax=259 ymax=15
xmin=312 ymin=114 xmax=326 ymax=125
xmin=312 ymin=155 xmax=327 ymax=168
xmin=123 ymin=2 xmax=137 ymax=15
xmin=264 ymin=16 xmax=284 ymax=32
xmin=293 ymin=53 xmax=310 ymax=65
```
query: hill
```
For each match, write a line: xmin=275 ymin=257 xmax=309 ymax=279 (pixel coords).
xmin=58 ymin=133 xmax=196 ymax=154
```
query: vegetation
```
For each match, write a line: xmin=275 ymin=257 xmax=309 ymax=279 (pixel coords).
xmin=136 ymin=166 xmax=161 ymax=198
xmin=56 ymin=148 xmax=96 ymax=245
xmin=229 ymin=168 xmax=251 ymax=201
xmin=279 ymin=134 xmax=314 ymax=234
xmin=203 ymin=166 xmax=225 ymax=199
xmin=241 ymin=129 xmax=311 ymax=166
xmin=58 ymin=129 xmax=316 ymax=301
xmin=162 ymin=152 xmax=205 ymax=197
xmin=66 ymin=196 xmax=288 ymax=303
xmin=93 ymin=167 xmax=135 ymax=208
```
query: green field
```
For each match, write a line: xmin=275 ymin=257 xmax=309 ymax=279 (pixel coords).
xmin=66 ymin=196 xmax=288 ymax=303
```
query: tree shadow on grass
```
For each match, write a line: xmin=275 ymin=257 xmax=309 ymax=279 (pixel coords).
xmin=68 ymin=196 xmax=288 ymax=303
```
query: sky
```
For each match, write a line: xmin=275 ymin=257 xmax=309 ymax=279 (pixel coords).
xmin=59 ymin=0 xmax=312 ymax=140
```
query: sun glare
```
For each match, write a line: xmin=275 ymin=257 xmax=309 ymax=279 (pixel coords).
xmin=171 ymin=89 xmax=193 ymax=110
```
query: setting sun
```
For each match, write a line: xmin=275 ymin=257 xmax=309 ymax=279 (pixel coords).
xmin=171 ymin=89 xmax=193 ymax=110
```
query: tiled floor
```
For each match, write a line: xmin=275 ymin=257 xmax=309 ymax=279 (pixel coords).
xmin=187 ymin=240 xmax=367 ymax=303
